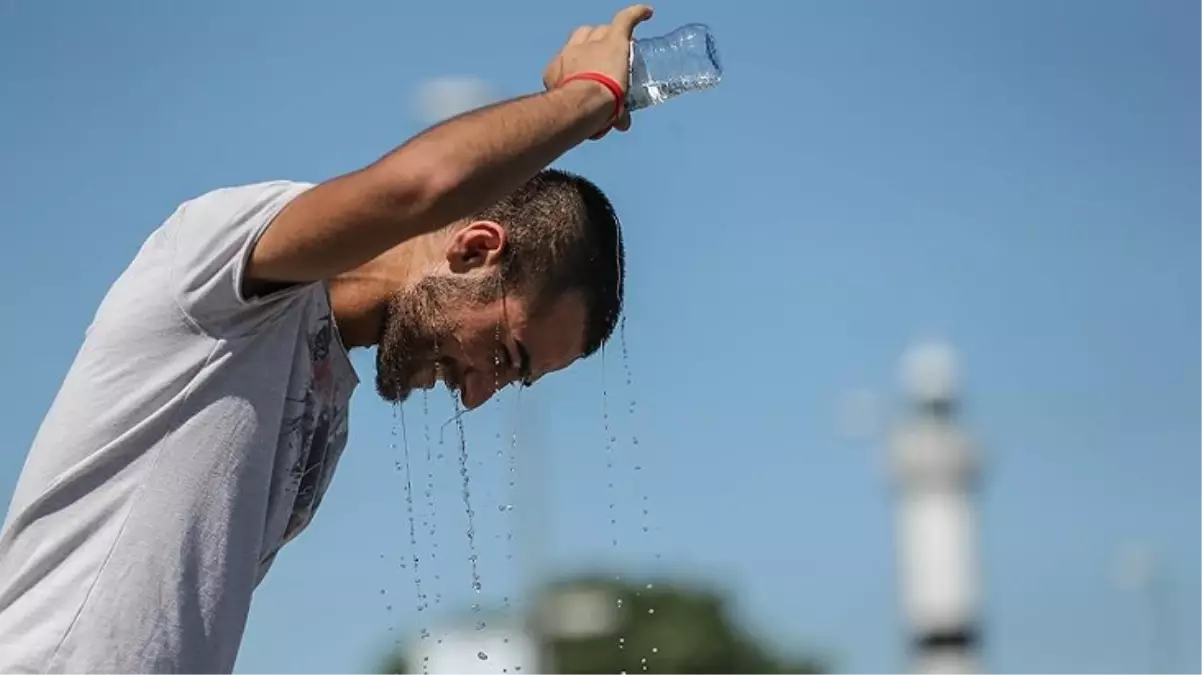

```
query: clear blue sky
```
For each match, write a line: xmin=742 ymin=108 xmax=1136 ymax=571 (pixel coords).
xmin=1 ymin=0 xmax=1198 ymax=673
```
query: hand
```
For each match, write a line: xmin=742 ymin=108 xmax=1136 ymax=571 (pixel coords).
xmin=543 ymin=4 xmax=654 ymax=136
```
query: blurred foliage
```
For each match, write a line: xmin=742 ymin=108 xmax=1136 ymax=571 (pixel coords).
xmin=377 ymin=650 xmax=407 ymax=675
xmin=378 ymin=574 xmax=828 ymax=674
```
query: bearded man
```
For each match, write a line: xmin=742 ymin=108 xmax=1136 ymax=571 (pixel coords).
xmin=0 ymin=5 xmax=653 ymax=672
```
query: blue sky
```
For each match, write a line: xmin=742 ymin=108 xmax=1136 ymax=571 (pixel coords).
xmin=1 ymin=0 xmax=1198 ymax=673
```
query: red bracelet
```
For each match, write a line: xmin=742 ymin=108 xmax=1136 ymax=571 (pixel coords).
xmin=558 ymin=71 xmax=625 ymax=139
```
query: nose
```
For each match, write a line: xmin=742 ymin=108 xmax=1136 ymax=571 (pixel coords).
xmin=461 ymin=368 xmax=513 ymax=410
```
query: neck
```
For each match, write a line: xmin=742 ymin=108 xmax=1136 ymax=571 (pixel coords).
xmin=329 ymin=239 xmax=439 ymax=348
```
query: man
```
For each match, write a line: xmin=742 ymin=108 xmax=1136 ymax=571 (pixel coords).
xmin=0 ymin=5 xmax=653 ymax=672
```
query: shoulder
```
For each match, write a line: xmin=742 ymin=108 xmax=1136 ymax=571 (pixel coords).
xmin=179 ymin=180 xmax=317 ymax=219
xmin=167 ymin=179 xmax=320 ymax=335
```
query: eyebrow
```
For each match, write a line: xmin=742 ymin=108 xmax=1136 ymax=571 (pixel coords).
xmin=514 ymin=339 xmax=532 ymax=385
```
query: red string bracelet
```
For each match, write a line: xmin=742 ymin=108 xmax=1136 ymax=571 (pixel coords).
xmin=557 ymin=71 xmax=625 ymax=140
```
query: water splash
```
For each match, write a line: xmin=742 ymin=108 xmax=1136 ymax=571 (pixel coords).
xmin=601 ymin=344 xmax=625 ymax=659
xmin=451 ymin=391 xmax=484 ymax=628
xmin=424 ymin=384 xmax=442 ymax=606
xmin=618 ymin=316 xmax=661 ymax=670
xmin=494 ymin=316 xmax=524 ymax=675
xmin=497 ymin=353 xmax=523 ymax=637
xmin=394 ymin=404 xmax=430 ymax=674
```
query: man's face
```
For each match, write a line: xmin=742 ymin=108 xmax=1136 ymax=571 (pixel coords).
xmin=375 ymin=274 xmax=587 ymax=410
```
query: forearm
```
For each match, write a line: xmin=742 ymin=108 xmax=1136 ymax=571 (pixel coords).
xmin=248 ymin=81 xmax=613 ymax=285
xmin=378 ymin=79 xmax=614 ymax=227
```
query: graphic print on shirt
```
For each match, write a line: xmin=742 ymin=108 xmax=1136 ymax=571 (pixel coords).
xmin=279 ymin=311 xmax=350 ymax=546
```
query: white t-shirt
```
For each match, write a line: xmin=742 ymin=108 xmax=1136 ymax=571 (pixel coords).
xmin=0 ymin=181 xmax=360 ymax=673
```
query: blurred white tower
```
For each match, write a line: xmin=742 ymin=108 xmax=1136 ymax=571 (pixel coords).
xmin=889 ymin=341 xmax=983 ymax=674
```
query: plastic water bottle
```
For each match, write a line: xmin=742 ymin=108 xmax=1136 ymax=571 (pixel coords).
xmin=627 ymin=23 xmax=722 ymax=112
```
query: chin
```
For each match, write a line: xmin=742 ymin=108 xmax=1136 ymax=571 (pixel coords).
xmin=374 ymin=372 xmax=413 ymax=403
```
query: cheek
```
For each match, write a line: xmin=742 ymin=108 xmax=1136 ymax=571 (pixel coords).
xmin=381 ymin=310 xmax=443 ymax=366
xmin=450 ymin=310 xmax=501 ymax=361
xmin=455 ymin=328 xmax=499 ymax=373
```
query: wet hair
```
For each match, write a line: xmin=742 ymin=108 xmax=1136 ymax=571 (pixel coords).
xmin=472 ymin=168 xmax=625 ymax=358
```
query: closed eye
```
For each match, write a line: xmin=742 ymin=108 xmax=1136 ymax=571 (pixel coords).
xmin=496 ymin=344 xmax=513 ymax=374
xmin=514 ymin=339 xmax=532 ymax=387
xmin=496 ymin=343 xmax=527 ymax=388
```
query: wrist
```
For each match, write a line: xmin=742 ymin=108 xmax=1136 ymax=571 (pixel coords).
xmin=559 ymin=77 xmax=619 ymax=115
xmin=556 ymin=73 xmax=625 ymax=139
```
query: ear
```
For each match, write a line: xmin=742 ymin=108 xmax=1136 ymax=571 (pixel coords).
xmin=445 ymin=220 xmax=507 ymax=274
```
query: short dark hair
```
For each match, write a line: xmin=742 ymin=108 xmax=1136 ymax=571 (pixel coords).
xmin=473 ymin=168 xmax=624 ymax=358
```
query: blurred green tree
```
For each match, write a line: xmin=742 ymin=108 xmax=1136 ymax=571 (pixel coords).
xmin=377 ymin=575 xmax=828 ymax=674
xmin=377 ymin=650 xmax=406 ymax=675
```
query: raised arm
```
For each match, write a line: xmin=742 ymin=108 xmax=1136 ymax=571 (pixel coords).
xmin=247 ymin=5 xmax=653 ymax=287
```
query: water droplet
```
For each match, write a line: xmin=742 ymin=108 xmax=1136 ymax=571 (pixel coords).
xmin=498 ymin=504 xmax=513 ymax=512
xmin=646 ymin=583 xmax=654 ymax=589
xmin=477 ymin=651 xmax=488 ymax=661
xmin=385 ymin=604 xmax=392 ymax=611
xmin=379 ymin=589 xmax=386 ymax=595
xmin=652 ymin=647 xmax=659 ymax=653
xmin=648 ymin=608 xmax=655 ymax=614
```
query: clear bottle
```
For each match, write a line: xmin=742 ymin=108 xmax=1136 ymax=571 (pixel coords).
xmin=627 ymin=23 xmax=723 ymax=112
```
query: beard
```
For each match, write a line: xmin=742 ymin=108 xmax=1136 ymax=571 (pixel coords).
xmin=374 ymin=273 xmax=500 ymax=403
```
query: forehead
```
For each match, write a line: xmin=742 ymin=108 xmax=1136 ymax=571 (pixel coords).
xmin=511 ymin=292 xmax=587 ymax=379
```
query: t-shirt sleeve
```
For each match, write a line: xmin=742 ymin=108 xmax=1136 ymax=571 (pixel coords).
xmin=167 ymin=180 xmax=317 ymax=336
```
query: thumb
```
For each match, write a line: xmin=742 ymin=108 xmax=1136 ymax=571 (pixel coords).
xmin=611 ymin=4 xmax=653 ymax=39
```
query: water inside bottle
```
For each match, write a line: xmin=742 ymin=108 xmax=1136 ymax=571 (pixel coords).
xmin=627 ymin=23 xmax=722 ymax=111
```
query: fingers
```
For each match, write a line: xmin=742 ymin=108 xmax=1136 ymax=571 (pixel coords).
xmin=611 ymin=4 xmax=653 ymax=37
xmin=568 ymin=26 xmax=593 ymax=45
